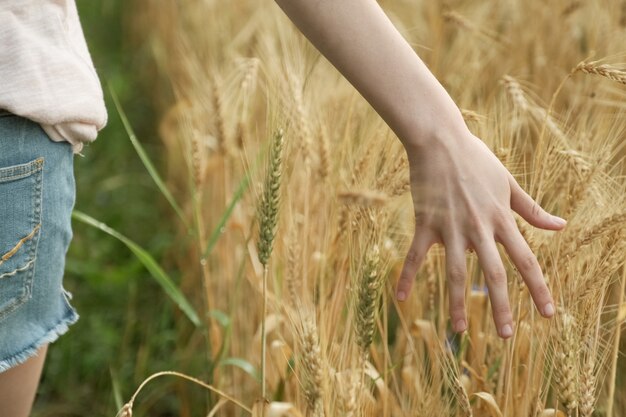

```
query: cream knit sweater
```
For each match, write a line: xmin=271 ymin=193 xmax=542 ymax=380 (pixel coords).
xmin=0 ymin=0 xmax=107 ymax=153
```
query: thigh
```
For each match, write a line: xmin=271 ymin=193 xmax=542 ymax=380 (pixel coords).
xmin=0 ymin=345 xmax=48 ymax=417
xmin=0 ymin=112 xmax=78 ymax=372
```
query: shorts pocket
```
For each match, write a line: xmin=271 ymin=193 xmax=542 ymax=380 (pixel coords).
xmin=0 ymin=157 xmax=44 ymax=321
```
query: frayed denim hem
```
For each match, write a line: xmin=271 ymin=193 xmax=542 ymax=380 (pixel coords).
xmin=0 ymin=308 xmax=79 ymax=373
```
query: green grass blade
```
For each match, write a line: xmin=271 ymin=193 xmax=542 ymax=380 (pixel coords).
xmin=110 ymin=368 xmax=124 ymax=411
xmin=219 ymin=357 xmax=261 ymax=383
xmin=206 ymin=309 xmax=233 ymax=376
xmin=72 ymin=210 xmax=201 ymax=327
xmin=108 ymin=85 xmax=190 ymax=232
xmin=202 ymin=171 xmax=251 ymax=259
xmin=207 ymin=309 xmax=231 ymax=328
xmin=201 ymin=136 xmax=269 ymax=260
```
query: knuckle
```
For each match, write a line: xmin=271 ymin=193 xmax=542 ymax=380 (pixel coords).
xmin=467 ymin=215 xmax=489 ymax=239
xmin=487 ymin=268 xmax=508 ymax=285
xmin=531 ymin=201 xmax=544 ymax=218
xmin=449 ymin=303 xmax=466 ymax=317
xmin=492 ymin=303 xmax=511 ymax=317
xmin=414 ymin=210 xmax=427 ymax=227
xmin=493 ymin=208 xmax=512 ymax=227
xmin=447 ymin=266 xmax=466 ymax=285
xmin=519 ymin=253 xmax=538 ymax=273
xmin=530 ymin=282 xmax=551 ymax=300
xmin=399 ymin=266 xmax=415 ymax=283
xmin=405 ymin=249 xmax=421 ymax=267
xmin=466 ymin=211 xmax=482 ymax=230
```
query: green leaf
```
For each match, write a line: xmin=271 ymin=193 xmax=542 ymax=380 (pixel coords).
xmin=107 ymin=85 xmax=190 ymax=233
xmin=202 ymin=139 xmax=268 ymax=260
xmin=202 ymin=171 xmax=251 ymax=258
xmin=207 ymin=309 xmax=231 ymax=328
xmin=72 ymin=210 xmax=201 ymax=327
xmin=219 ymin=357 xmax=261 ymax=383
xmin=110 ymin=368 xmax=124 ymax=411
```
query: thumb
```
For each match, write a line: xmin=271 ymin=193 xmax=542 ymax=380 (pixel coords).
xmin=509 ymin=177 xmax=566 ymax=230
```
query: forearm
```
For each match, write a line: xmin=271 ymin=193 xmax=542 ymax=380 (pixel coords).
xmin=274 ymin=0 xmax=467 ymax=148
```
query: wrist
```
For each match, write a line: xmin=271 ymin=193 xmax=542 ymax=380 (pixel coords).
xmin=388 ymin=72 xmax=469 ymax=150
xmin=397 ymin=110 xmax=470 ymax=153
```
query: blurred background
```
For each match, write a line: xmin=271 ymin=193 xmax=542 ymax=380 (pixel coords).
xmin=33 ymin=1 xmax=184 ymax=416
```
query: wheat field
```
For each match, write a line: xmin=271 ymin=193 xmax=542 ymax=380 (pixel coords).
xmin=119 ymin=0 xmax=626 ymax=416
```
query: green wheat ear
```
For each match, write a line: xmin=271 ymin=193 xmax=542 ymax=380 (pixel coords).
xmin=355 ymin=244 xmax=382 ymax=359
xmin=257 ymin=128 xmax=284 ymax=266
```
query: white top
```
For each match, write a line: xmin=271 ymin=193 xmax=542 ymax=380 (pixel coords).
xmin=0 ymin=0 xmax=107 ymax=153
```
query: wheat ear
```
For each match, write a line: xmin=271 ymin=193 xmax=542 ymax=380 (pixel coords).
xmin=575 ymin=61 xmax=626 ymax=85
xmin=298 ymin=318 xmax=325 ymax=417
xmin=257 ymin=128 xmax=285 ymax=399
xmin=354 ymin=245 xmax=382 ymax=360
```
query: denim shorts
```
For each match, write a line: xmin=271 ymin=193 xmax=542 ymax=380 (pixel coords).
xmin=0 ymin=110 xmax=78 ymax=372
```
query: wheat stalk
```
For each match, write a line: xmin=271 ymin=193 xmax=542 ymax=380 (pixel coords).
xmin=257 ymin=128 xmax=285 ymax=399
xmin=606 ymin=266 xmax=626 ymax=417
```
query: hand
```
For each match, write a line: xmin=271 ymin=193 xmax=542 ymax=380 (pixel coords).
xmin=273 ymin=0 xmax=566 ymax=338
xmin=395 ymin=129 xmax=566 ymax=339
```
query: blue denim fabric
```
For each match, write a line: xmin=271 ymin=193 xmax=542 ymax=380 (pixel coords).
xmin=0 ymin=111 xmax=78 ymax=372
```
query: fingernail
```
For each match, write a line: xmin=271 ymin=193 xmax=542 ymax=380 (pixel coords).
xmin=455 ymin=319 xmax=466 ymax=332
xmin=543 ymin=303 xmax=555 ymax=317
xmin=397 ymin=291 xmax=406 ymax=301
xmin=500 ymin=324 xmax=513 ymax=338
xmin=551 ymin=215 xmax=567 ymax=227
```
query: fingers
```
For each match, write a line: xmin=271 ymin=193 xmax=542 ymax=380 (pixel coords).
xmin=509 ymin=177 xmax=567 ymax=230
xmin=473 ymin=236 xmax=514 ymax=339
xmin=396 ymin=230 xmax=433 ymax=302
xmin=497 ymin=224 xmax=555 ymax=318
xmin=445 ymin=238 xmax=468 ymax=333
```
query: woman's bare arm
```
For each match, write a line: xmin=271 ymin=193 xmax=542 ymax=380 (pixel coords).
xmin=275 ymin=0 xmax=566 ymax=338
xmin=274 ymin=0 xmax=464 ymax=147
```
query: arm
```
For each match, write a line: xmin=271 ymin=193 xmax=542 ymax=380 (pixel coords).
xmin=274 ymin=0 xmax=464 ymax=149
xmin=275 ymin=0 xmax=566 ymax=338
